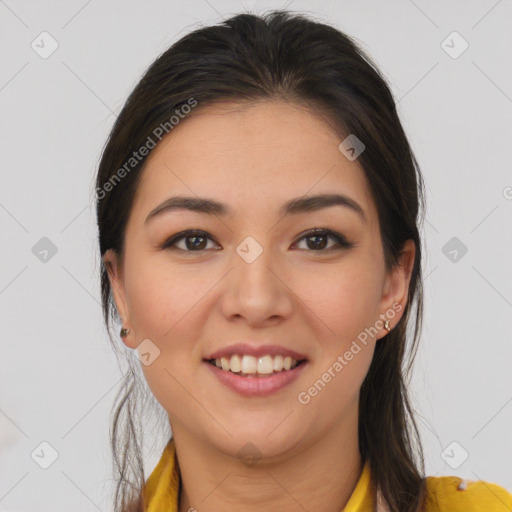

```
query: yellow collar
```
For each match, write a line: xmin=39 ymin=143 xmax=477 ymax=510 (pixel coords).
xmin=144 ymin=439 xmax=373 ymax=511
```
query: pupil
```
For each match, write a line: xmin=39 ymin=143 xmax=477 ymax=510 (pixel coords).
xmin=309 ymin=235 xmax=326 ymax=250
xmin=187 ymin=235 xmax=206 ymax=250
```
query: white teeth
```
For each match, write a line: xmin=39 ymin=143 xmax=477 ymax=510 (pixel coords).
xmin=213 ymin=354 xmax=301 ymax=375
xmin=258 ymin=355 xmax=274 ymax=374
xmin=241 ymin=355 xmax=257 ymax=374
xmin=273 ymin=355 xmax=284 ymax=371
xmin=230 ymin=355 xmax=241 ymax=373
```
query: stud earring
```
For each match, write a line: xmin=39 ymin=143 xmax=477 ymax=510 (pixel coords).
xmin=120 ymin=327 xmax=131 ymax=337
xmin=384 ymin=320 xmax=391 ymax=332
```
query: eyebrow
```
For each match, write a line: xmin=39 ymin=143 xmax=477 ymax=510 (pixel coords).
xmin=144 ymin=193 xmax=366 ymax=224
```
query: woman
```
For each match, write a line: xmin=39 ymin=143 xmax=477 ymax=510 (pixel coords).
xmin=95 ymin=10 xmax=512 ymax=512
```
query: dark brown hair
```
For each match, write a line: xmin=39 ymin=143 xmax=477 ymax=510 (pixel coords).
xmin=96 ymin=10 xmax=427 ymax=512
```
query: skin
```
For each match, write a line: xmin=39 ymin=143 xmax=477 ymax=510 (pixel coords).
xmin=103 ymin=100 xmax=415 ymax=512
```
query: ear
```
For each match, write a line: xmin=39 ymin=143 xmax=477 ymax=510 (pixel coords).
xmin=102 ymin=249 xmax=136 ymax=348
xmin=377 ymin=239 xmax=416 ymax=338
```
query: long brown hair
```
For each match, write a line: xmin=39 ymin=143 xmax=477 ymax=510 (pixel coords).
xmin=96 ymin=10 xmax=427 ymax=512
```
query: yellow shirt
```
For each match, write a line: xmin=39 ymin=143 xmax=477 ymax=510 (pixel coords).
xmin=143 ymin=439 xmax=512 ymax=511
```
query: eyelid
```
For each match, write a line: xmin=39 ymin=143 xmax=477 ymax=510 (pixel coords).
xmin=159 ymin=228 xmax=353 ymax=252
xmin=292 ymin=228 xmax=353 ymax=250
xmin=158 ymin=229 xmax=218 ymax=251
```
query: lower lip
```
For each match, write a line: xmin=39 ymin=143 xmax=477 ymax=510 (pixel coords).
xmin=204 ymin=360 xmax=308 ymax=397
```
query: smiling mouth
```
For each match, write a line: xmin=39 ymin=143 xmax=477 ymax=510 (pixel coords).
xmin=206 ymin=355 xmax=307 ymax=377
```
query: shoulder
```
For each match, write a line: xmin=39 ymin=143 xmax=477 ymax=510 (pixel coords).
xmin=424 ymin=473 xmax=512 ymax=511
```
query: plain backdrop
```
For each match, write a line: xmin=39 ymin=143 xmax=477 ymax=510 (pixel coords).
xmin=1 ymin=0 xmax=511 ymax=511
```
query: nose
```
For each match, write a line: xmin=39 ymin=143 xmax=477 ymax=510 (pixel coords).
xmin=220 ymin=245 xmax=293 ymax=327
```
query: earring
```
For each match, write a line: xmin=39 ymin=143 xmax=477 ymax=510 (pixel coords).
xmin=120 ymin=327 xmax=131 ymax=337
xmin=384 ymin=320 xmax=391 ymax=332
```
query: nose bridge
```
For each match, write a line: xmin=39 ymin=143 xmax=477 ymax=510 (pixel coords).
xmin=234 ymin=234 xmax=279 ymax=294
xmin=221 ymin=234 xmax=292 ymax=323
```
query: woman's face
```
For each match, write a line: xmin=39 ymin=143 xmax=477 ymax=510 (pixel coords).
xmin=104 ymin=100 xmax=414 ymax=460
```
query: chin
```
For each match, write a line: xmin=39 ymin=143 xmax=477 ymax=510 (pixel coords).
xmin=208 ymin=424 xmax=304 ymax=465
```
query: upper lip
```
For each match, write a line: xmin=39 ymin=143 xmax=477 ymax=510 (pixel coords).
xmin=205 ymin=343 xmax=308 ymax=361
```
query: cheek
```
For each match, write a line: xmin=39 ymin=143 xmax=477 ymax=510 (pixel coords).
xmin=122 ymin=256 xmax=204 ymax=414
xmin=122 ymin=253 xmax=211 ymax=381
xmin=123 ymin=253 xmax=198 ymax=337
xmin=312 ymin=344 xmax=374 ymax=421
xmin=301 ymin=258 xmax=383 ymax=344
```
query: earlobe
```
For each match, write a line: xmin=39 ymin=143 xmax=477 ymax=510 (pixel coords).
xmin=103 ymin=249 xmax=134 ymax=346
xmin=378 ymin=239 xmax=416 ymax=336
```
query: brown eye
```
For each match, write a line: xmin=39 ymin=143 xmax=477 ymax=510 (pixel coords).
xmin=159 ymin=230 xmax=218 ymax=251
xmin=159 ymin=228 xmax=353 ymax=253
xmin=293 ymin=228 xmax=353 ymax=251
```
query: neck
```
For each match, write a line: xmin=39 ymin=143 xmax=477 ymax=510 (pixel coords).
xmin=172 ymin=411 xmax=363 ymax=512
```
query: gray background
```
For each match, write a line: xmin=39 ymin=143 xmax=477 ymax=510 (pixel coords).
xmin=1 ymin=0 xmax=511 ymax=511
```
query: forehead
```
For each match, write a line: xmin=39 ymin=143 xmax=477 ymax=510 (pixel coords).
xmin=131 ymin=100 xmax=378 ymax=227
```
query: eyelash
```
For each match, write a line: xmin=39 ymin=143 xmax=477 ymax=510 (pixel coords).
xmin=158 ymin=228 xmax=354 ymax=253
